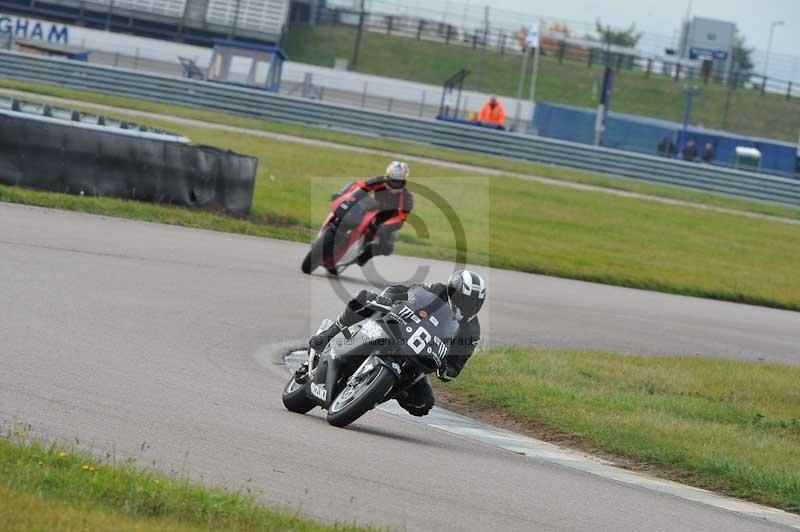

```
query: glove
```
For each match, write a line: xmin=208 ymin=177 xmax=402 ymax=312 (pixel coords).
xmin=372 ymin=295 xmax=395 ymax=308
xmin=436 ymin=363 xmax=453 ymax=382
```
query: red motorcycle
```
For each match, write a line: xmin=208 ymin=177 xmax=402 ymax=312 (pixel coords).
xmin=301 ymin=192 xmax=380 ymax=275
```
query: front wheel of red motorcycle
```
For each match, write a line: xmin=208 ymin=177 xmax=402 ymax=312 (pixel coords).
xmin=301 ymin=235 xmax=324 ymax=274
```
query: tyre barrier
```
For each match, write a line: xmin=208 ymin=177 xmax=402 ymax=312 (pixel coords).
xmin=0 ymin=98 xmax=257 ymax=214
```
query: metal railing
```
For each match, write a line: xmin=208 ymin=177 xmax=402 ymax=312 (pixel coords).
xmin=0 ymin=96 xmax=189 ymax=142
xmin=1 ymin=50 xmax=798 ymax=207
xmin=3 ymin=39 xmax=530 ymax=128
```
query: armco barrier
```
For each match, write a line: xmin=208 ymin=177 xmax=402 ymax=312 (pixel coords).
xmin=0 ymin=99 xmax=258 ymax=214
xmin=1 ymin=50 xmax=798 ymax=207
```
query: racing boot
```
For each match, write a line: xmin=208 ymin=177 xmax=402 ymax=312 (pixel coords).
xmin=309 ymin=297 xmax=369 ymax=351
xmin=396 ymin=377 xmax=435 ymax=417
xmin=293 ymin=361 xmax=310 ymax=384
xmin=308 ymin=319 xmax=343 ymax=351
xmin=356 ymin=244 xmax=374 ymax=266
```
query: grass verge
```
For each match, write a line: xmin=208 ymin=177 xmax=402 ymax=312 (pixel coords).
xmin=0 ymin=430 xmax=362 ymax=531
xmin=0 ymin=184 xmax=309 ymax=242
xmin=2 ymin=102 xmax=800 ymax=310
xmin=440 ymin=347 xmax=800 ymax=512
xmin=2 ymin=77 xmax=800 ymax=223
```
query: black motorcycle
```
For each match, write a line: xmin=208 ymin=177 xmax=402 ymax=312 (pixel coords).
xmin=282 ymin=286 xmax=458 ymax=427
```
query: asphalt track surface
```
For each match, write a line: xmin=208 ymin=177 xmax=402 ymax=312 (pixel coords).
xmin=2 ymin=202 xmax=798 ymax=531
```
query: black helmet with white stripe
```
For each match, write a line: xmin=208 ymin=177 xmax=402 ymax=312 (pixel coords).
xmin=446 ymin=270 xmax=486 ymax=321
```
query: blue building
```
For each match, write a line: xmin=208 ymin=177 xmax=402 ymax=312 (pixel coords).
xmin=532 ymin=102 xmax=799 ymax=178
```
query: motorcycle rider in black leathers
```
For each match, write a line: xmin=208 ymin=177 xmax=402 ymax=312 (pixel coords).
xmin=309 ymin=270 xmax=486 ymax=417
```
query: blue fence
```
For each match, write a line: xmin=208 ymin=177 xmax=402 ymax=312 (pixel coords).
xmin=532 ymin=103 xmax=799 ymax=178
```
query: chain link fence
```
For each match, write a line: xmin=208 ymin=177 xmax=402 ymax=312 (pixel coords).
xmin=291 ymin=4 xmax=799 ymax=142
xmin=316 ymin=3 xmax=798 ymax=94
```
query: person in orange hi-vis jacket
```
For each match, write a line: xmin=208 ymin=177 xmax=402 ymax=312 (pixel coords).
xmin=476 ymin=97 xmax=506 ymax=128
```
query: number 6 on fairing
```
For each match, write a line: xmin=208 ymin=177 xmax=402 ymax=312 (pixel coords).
xmin=407 ymin=326 xmax=432 ymax=354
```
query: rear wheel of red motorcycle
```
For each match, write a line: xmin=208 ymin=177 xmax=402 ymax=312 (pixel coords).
xmin=327 ymin=365 xmax=396 ymax=428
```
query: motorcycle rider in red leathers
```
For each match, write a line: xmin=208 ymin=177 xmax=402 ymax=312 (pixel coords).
xmin=328 ymin=161 xmax=413 ymax=267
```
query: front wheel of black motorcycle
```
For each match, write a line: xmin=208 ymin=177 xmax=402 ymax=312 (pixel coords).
xmin=282 ymin=375 xmax=316 ymax=414
xmin=327 ymin=365 xmax=396 ymax=428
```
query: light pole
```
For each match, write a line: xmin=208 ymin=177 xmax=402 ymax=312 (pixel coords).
xmin=764 ymin=20 xmax=784 ymax=79
xmin=351 ymin=0 xmax=366 ymax=70
xmin=678 ymin=85 xmax=701 ymax=153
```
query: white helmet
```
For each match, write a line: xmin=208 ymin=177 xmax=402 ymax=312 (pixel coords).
xmin=447 ymin=270 xmax=486 ymax=321
xmin=385 ymin=161 xmax=410 ymax=187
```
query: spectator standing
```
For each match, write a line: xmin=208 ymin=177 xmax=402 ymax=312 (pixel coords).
xmin=701 ymin=142 xmax=714 ymax=163
xmin=476 ymin=97 xmax=506 ymax=129
xmin=682 ymin=139 xmax=698 ymax=162
xmin=658 ymin=136 xmax=676 ymax=158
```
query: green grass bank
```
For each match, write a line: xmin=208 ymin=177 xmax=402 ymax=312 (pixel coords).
xmin=0 ymin=431 xmax=363 ymax=531
xmin=442 ymin=348 xmax=800 ymax=512
xmin=3 ymin=78 xmax=800 ymax=223
xmin=283 ymin=24 xmax=800 ymax=142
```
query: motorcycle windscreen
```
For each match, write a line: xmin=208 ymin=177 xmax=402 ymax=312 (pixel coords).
xmin=382 ymin=286 xmax=459 ymax=369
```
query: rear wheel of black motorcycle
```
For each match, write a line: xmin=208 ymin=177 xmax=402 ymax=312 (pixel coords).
xmin=282 ymin=376 xmax=316 ymax=414
xmin=327 ymin=365 xmax=396 ymax=428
